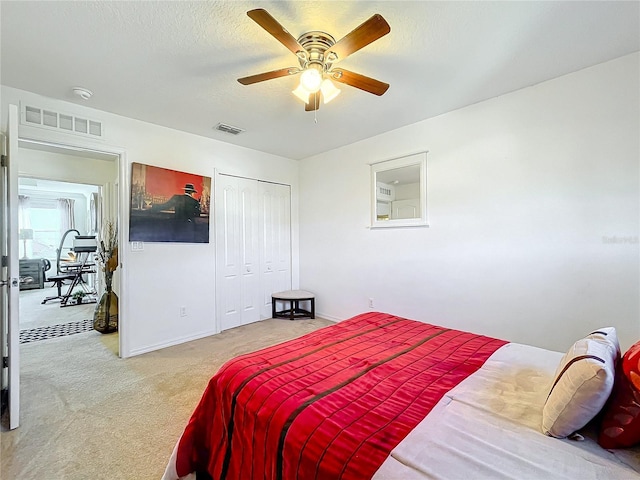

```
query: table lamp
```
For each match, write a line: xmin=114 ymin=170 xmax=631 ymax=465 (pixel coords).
xmin=19 ymin=228 xmax=33 ymax=259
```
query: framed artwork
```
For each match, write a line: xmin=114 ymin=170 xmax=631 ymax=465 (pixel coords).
xmin=129 ymin=163 xmax=211 ymax=243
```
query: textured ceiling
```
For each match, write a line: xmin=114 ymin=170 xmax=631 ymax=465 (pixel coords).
xmin=1 ymin=1 xmax=638 ymax=160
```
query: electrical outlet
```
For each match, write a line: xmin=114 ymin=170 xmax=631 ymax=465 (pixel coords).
xmin=179 ymin=306 xmax=187 ymax=317
xmin=131 ymin=241 xmax=144 ymax=251
xmin=369 ymin=298 xmax=374 ymax=309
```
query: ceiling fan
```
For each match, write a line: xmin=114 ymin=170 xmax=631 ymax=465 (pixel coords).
xmin=237 ymin=9 xmax=390 ymax=111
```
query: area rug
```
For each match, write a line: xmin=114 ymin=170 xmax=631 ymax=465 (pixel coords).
xmin=19 ymin=319 xmax=94 ymax=344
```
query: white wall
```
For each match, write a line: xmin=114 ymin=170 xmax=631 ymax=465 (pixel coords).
xmin=19 ymin=151 xmax=110 ymax=238
xmin=2 ymin=86 xmax=300 ymax=357
xmin=18 ymin=148 xmax=116 ymax=187
xmin=299 ymin=53 xmax=640 ymax=353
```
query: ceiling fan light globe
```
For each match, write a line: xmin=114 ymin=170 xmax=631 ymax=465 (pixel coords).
xmin=300 ymin=68 xmax=322 ymax=93
xmin=292 ymin=85 xmax=310 ymax=104
xmin=321 ymin=79 xmax=341 ymax=104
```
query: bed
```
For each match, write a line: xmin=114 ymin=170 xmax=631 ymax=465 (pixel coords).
xmin=163 ymin=312 xmax=640 ymax=479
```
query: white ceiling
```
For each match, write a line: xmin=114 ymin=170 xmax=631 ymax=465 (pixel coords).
xmin=1 ymin=1 xmax=638 ymax=160
xmin=18 ymin=177 xmax=99 ymax=197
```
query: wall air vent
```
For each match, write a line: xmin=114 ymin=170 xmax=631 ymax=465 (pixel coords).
xmin=20 ymin=103 xmax=104 ymax=139
xmin=214 ymin=123 xmax=244 ymax=135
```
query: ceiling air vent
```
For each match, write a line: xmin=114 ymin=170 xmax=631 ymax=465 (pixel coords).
xmin=20 ymin=102 xmax=104 ymax=139
xmin=214 ymin=123 xmax=244 ymax=135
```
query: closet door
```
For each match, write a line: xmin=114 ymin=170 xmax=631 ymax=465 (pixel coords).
xmin=216 ymin=175 xmax=241 ymax=331
xmin=259 ymin=182 xmax=291 ymax=318
xmin=216 ymin=175 xmax=260 ymax=331
xmin=238 ymin=177 xmax=260 ymax=325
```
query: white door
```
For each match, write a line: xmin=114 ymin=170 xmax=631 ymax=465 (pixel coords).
xmin=216 ymin=174 xmax=241 ymax=331
xmin=216 ymin=175 xmax=260 ymax=331
xmin=1 ymin=105 xmax=21 ymax=429
xmin=238 ymin=177 xmax=260 ymax=325
xmin=391 ymin=199 xmax=420 ymax=219
xmin=259 ymin=182 xmax=291 ymax=318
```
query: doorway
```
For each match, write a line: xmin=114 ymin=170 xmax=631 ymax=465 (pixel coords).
xmin=18 ymin=178 xmax=100 ymax=341
xmin=16 ymin=140 xmax=120 ymax=354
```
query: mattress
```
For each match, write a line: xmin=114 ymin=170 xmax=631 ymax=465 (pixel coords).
xmin=374 ymin=342 xmax=640 ymax=479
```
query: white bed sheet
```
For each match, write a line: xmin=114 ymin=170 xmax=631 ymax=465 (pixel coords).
xmin=374 ymin=342 xmax=640 ymax=479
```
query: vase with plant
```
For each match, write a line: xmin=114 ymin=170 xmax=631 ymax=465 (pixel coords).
xmin=93 ymin=220 xmax=119 ymax=334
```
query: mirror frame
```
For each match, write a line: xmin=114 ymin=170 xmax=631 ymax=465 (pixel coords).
xmin=370 ymin=151 xmax=428 ymax=229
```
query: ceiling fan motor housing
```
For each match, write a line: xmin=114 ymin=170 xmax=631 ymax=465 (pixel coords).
xmin=296 ymin=31 xmax=336 ymax=71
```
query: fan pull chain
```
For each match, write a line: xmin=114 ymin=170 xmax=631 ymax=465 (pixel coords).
xmin=314 ymin=93 xmax=318 ymax=124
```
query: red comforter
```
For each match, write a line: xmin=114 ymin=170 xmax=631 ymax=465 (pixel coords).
xmin=173 ymin=312 xmax=506 ymax=480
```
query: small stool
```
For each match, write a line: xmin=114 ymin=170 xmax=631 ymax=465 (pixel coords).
xmin=272 ymin=290 xmax=315 ymax=320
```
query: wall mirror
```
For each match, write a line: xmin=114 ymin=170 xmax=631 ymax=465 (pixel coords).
xmin=371 ymin=152 xmax=428 ymax=228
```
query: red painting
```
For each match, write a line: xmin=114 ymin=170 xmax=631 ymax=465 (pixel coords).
xmin=129 ymin=163 xmax=211 ymax=243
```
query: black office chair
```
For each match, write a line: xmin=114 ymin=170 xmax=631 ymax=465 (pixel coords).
xmin=41 ymin=258 xmax=51 ymax=279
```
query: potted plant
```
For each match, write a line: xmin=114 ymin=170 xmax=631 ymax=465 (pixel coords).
xmin=93 ymin=221 xmax=118 ymax=334
xmin=71 ymin=290 xmax=86 ymax=305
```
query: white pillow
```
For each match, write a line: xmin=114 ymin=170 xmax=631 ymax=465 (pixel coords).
xmin=542 ymin=331 xmax=617 ymax=438
xmin=587 ymin=326 xmax=621 ymax=359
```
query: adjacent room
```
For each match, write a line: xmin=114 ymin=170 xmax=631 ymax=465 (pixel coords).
xmin=0 ymin=1 xmax=638 ymax=479
xmin=18 ymin=178 xmax=99 ymax=332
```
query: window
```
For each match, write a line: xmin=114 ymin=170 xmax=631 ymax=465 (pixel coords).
xmin=19 ymin=198 xmax=63 ymax=260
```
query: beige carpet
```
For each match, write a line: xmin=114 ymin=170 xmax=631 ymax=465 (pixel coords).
xmin=19 ymin=287 xmax=96 ymax=331
xmin=1 ymin=317 xmax=333 ymax=479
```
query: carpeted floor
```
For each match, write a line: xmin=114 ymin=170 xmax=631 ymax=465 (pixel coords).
xmin=18 ymin=287 xmax=97 ymax=347
xmin=1 ymin=317 xmax=333 ymax=479
xmin=19 ymin=287 xmax=96 ymax=331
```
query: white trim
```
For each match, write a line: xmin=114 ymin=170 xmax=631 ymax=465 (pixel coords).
xmin=13 ymin=127 xmax=129 ymax=358
xmin=19 ymin=100 xmax=105 ymax=141
xmin=128 ymin=329 xmax=218 ymax=357
xmin=370 ymin=151 xmax=429 ymax=229
xmin=7 ymin=104 xmax=21 ymax=429
xmin=369 ymin=150 xmax=430 ymax=166
xmin=315 ymin=312 xmax=341 ymax=323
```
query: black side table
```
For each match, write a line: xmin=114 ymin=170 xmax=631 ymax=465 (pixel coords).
xmin=271 ymin=290 xmax=315 ymax=320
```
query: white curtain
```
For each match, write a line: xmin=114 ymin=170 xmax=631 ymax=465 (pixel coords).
xmin=57 ymin=198 xmax=76 ymax=232
xmin=89 ymin=192 xmax=101 ymax=235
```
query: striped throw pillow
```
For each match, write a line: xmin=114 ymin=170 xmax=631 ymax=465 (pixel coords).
xmin=542 ymin=331 xmax=617 ymax=438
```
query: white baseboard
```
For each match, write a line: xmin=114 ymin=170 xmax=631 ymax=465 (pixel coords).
xmin=128 ymin=314 xmax=343 ymax=357
xmin=128 ymin=329 xmax=218 ymax=357
xmin=316 ymin=312 xmax=342 ymax=322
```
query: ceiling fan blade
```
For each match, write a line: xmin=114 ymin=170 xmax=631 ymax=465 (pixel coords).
xmin=238 ymin=67 xmax=300 ymax=85
xmin=324 ymin=14 xmax=390 ymax=63
xmin=247 ymin=9 xmax=305 ymax=56
xmin=305 ymin=91 xmax=321 ymax=111
xmin=329 ymin=69 xmax=389 ymax=96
